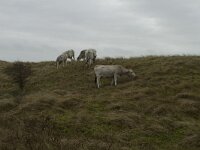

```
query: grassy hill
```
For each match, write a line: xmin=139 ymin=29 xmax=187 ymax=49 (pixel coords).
xmin=0 ymin=56 xmax=200 ymax=150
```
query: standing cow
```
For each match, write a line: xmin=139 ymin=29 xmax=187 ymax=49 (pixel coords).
xmin=85 ymin=50 xmax=96 ymax=68
xmin=77 ymin=49 xmax=97 ymax=68
xmin=94 ymin=65 xmax=136 ymax=88
xmin=56 ymin=49 xmax=75 ymax=69
xmin=77 ymin=49 xmax=97 ymax=62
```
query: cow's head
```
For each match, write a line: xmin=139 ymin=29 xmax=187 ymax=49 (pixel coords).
xmin=127 ymin=69 xmax=136 ymax=79
xmin=77 ymin=56 xmax=81 ymax=61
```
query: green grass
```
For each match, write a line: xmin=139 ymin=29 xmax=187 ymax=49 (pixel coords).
xmin=0 ymin=56 xmax=200 ymax=150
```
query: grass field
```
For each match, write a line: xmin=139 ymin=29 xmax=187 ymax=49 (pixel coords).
xmin=0 ymin=56 xmax=200 ymax=150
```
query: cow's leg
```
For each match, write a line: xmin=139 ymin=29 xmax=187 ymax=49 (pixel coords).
xmin=89 ymin=59 xmax=92 ymax=68
xmin=114 ymin=74 xmax=117 ymax=86
xmin=85 ymin=60 xmax=88 ymax=68
xmin=65 ymin=58 xmax=68 ymax=65
xmin=93 ymin=56 xmax=96 ymax=63
xmin=87 ymin=59 xmax=90 ymax=68
xmin=99 ymin=77 xmax=102 ymax=86
xmin=86 ymin=59 xmax=91 ymax=68
xmin=97 ymin=76 xmax=100 ymax=88
xmin=62 ymin=60 xmax=64 ymax=67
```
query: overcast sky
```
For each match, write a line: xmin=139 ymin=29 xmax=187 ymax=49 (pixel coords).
xmin=0 ymin=0 xmax=200 ymax=61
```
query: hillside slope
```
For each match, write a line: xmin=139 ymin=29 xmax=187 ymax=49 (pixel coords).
xmin=0 ymin=56 xmax=200 ymax=150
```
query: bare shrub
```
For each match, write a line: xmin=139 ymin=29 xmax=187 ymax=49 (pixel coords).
xmin=4 ymin=61 xmax=32 ymax=90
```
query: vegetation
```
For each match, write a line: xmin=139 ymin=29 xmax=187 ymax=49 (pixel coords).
xmin=0 ymin=56 xmax=200 ymax=150
xmin=4 ymin=61 xmax=32 ymax=90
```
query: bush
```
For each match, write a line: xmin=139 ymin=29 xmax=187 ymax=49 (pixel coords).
xmin=4 ymin=61 xmax=32 ymax=90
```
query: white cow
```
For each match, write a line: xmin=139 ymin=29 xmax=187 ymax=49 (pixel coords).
xmin=56 ymin=49 xmax=75 ymax=69
xmin=77 ymin=49 xmax=97 ymax=63
xmin=85 ymin=49 xmax=97 ymax=67
xmin=94 ymin=65 xmax=136 ymax=88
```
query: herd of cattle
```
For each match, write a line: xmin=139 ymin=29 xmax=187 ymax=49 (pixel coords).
xmin=56 ymin=49 xmax=96 ymax=68
xmin=56 ymin=49 xmax=136 ymax=88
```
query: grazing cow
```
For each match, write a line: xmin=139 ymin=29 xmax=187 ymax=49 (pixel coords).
xmin=85 ymin=50 xmax=96 ymax=67
xmin=56 ymin=54 xmax=66 ymax=69
xmin=94 ymin=65 xmax=136 ymax=88
xmin=77 ymin=49 xmax=97 ymax=62
xmin=56 ymin=49 xmax=75 ymax=69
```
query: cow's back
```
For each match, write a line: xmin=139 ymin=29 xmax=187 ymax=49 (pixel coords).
xmin=62 ymin=50 xmax=74 ymax=58
xmin=94 ymin=65 xmax=122 ymax=77
xmin=86 ymin=50 xmax=95 ymax=60
xmin=88 ymin=49 xmax=96 ymax=56
xmin=68 ymin=50 xmax=74 ymax=56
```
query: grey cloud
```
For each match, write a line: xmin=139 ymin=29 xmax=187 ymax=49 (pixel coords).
xmin=0 ymin=0 xmax=200 ymax=61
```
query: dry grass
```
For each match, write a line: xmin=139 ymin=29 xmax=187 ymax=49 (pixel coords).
xmin=0 ymin=56 xmax=200 ymax=150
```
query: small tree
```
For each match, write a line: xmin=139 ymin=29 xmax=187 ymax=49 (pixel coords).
xmin=4 ymin=61 xmax=32 ymax=90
